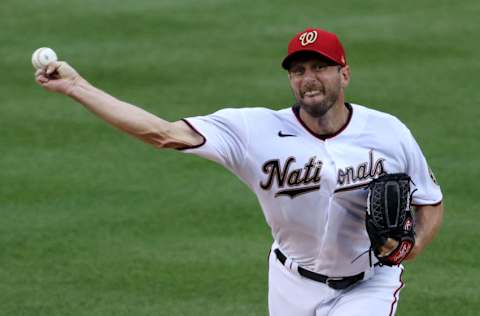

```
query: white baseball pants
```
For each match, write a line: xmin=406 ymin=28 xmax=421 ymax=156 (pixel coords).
xmin=268 ymin=250 xmax=404 ymax=316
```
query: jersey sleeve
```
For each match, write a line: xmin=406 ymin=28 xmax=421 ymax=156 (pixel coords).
xmin=403 ymin=129 xmax=443 ymax=206
xmin=178 ymin=108 xmax=249 ymax=173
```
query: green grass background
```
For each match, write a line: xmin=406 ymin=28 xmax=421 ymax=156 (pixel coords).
xmin=1 ymin=0 xmax=478 ymax=315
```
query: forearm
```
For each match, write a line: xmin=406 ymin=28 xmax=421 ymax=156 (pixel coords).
xmin=406 ymin=202 xmax=444 ymax=260
xmin=68 ymin=78 xmax=182 ymax=148
xmin=36 ymin=61 xmax=203 ymax=148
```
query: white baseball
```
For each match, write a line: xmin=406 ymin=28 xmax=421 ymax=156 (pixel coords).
xmin=32 ymin=47 xmax=58 ymax=70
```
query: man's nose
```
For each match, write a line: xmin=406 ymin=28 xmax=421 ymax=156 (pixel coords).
xmin=303 ymin=69 xmax=317 ymax=81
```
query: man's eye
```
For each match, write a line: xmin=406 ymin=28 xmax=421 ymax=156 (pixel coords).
xmin=314 ymin=64 xmax=327 ymax=71
xmin=292 ymin=69 xmax=304 ymax=75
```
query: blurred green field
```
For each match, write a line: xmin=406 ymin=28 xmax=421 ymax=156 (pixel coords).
xmin=1 ymin=0 xmax=479 ymax=315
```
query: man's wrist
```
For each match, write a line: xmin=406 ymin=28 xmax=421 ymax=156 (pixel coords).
xmin=66 ymin=77 xmax=88 ymax=98
xmin=405 ymin=240 xmax=423 ymax=260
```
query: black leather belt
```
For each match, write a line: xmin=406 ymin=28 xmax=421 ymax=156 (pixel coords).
xmin=274 ymin=249 xmax=365 ymax=290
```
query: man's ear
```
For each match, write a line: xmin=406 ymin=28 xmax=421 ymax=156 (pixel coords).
xmin=340 ymin=65 xmax=350 ymax=88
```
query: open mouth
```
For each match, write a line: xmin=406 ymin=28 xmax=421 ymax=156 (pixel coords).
xmin=303 ymin=90 xmax=321 ymax=97
xmin=301 ymin=88 xmax=324 ymax=99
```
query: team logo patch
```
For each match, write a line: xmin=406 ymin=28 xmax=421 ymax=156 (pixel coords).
xmin=299 ymin=31 xmax=318 ymax=46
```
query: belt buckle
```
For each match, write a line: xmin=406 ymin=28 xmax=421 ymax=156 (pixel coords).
xmin=325 ymin=277 xmax=344 ymax=289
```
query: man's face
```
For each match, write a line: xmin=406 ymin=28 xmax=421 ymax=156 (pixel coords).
xmin=288 ymin=56 xmax=350 ymax=117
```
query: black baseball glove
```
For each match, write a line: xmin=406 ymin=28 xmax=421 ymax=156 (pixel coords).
xmin=366 ymin=173 xmax=415 ymax=266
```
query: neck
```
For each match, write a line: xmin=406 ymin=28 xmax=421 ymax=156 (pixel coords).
xmin=299 ymin=101 xmax=350 ymax=136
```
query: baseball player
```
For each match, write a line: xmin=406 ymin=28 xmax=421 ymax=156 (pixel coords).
xmin=35 ymin=27 xmax=443 ymax=316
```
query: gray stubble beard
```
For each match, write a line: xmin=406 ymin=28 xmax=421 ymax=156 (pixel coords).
xmin=297 ymin=87 xmax=341 ymax=118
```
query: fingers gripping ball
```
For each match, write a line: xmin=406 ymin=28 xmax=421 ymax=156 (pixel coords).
xmin=32 ymin=47 xmax=58 ymax=70
xmin=366 ymin=173 xmax=415 ymax=266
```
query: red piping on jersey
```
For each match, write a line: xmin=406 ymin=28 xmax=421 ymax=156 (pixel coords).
xmin=291 ymin=103 xmax=353 ymax=141
xmin=389 ymin=267 xmax=405 ymax=316
xmin=176 ymin=119 xmax=207 ymax=151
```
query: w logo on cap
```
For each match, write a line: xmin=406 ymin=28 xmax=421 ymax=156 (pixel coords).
xmin=299 ymin=31 xmax=318 ymax=46
xmin=281 ymin=28 xmax=347 ymax=69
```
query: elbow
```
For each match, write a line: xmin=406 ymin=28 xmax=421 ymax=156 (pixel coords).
xmin=139 ymin=127 xmax=185 ymax=149
xmin=140 ymin=130 xmax=172 ymax=149
xmin=134 ymin=120 xmax=201 ymax=149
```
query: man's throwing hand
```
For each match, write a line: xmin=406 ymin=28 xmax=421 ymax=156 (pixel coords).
xmin=35 ymin=61 xmax=83 ymax=96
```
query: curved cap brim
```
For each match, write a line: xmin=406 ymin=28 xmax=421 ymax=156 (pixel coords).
xmin=281 ymin=50 xmax=345 ymax=70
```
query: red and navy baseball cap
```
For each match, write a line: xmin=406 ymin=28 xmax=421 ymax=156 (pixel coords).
xmin=281 ymin=27 xmax=347 ymax=70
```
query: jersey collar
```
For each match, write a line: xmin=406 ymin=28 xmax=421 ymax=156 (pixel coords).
xmin=291 ymin=102 xmax=353 ymax=141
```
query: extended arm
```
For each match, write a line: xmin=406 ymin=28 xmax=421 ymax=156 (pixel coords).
xmin=35 ymin=61 xmax=203 ymax=149
xmin=406 ymin=202 xmax=444 ymax=260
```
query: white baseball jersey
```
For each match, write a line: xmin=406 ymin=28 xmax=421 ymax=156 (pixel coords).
xmin=180 ymin=103 xmax=442 ymax=277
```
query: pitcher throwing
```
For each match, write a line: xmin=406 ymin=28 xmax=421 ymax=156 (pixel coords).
xmin=35 ymin=27 xmax=443 ymax=316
